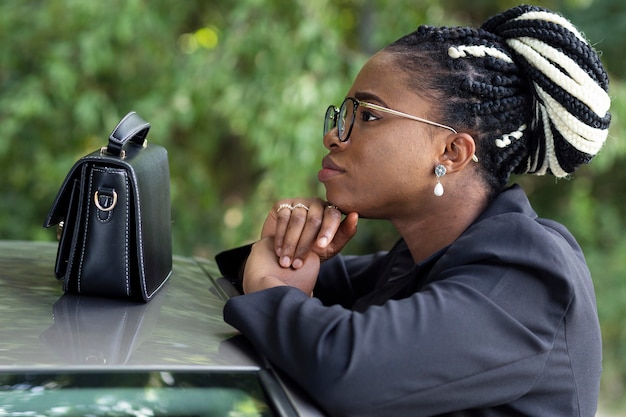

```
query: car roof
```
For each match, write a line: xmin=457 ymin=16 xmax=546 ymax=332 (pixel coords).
xmin=0 ymin=240 xmax=328 ymax=416
xmin=0 ymin=240 xmax=258 ymax=370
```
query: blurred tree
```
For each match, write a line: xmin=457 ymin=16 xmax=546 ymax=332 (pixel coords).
xmin=1 ymin=0 xmax=625 ymax=409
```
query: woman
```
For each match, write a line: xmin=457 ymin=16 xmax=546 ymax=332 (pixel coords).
xmin=218 ymin=5 xmax=611 ymax=416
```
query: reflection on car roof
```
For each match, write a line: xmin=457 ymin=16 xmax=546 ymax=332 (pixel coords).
xmin=0 ymin=241 xmax=254 ymax=370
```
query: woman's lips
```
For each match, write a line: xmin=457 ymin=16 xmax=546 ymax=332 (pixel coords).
xmin=318 ymin=156 xmax=345 ymax=182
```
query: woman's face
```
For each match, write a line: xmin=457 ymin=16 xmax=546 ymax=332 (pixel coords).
xmin=319 ymin=51 xmax=449 ymax=219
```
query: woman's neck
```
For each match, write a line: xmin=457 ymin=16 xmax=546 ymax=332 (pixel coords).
xmin=393 ymin=186 xmax=490 ymax=263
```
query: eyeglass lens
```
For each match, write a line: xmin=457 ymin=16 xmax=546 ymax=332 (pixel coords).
xmin=338 ymin=100 xmax=347 ymax=140
xmin=324 ymin=106 xmax=337 ymax=137
xmin=324 ymin=99 xmax=357 ymax=142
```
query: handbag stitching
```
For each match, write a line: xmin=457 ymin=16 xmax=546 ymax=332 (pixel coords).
xmin=62 ymin=175 xmax=84 ymax=290
xmin=77 ymin=166 xmax=132 ymax=296
xmin=132 ymin=172 xmax=148 ymax=299
xmin=96 ymin=205 xmax=113 ymax=223
xmin=123 ymin=170 xmax=130 ymax=296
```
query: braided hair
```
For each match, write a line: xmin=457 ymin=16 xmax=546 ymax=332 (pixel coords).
xmin=385 ymin=5 xmax=611 ymax=194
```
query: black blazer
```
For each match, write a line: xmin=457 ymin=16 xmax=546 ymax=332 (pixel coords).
xmin=220 ymin=185 xmax=601 ymax=417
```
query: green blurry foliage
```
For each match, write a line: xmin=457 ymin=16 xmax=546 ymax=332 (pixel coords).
xmin=1 ymin=0 xmax=625 ymax=409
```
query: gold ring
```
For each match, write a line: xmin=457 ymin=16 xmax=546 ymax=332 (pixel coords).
xmin=292 ymin=203 xmax=309 ymax=211
xmin=326 ymin=204 xmax=339 ymax=210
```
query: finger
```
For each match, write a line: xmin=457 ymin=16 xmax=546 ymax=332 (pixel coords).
xmin=315 ymin=204 xmax=344 ymax=249
xmin=291 ymin=202 xmax=326 ymax=268
xmin=279 ymin=203 xmax=311 ymax=267
xmin=327 ymin=212 xmax=359 ymax=254
xmin=337 ymin=212 xmax=359 ymax=243
xmin=272 ymin=202 xmax=294 ymax=256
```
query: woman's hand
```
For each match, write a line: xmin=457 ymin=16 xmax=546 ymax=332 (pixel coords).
xmin=242 ymin=237 xmax=320 ymax=295
xmin=260 ymin=198 xmax=358 ymax=269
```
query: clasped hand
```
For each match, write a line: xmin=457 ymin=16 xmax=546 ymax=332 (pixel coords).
xmin=242 ymin=198 xmax=359 ymax=294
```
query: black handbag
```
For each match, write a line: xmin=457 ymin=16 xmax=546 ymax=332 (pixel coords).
xmin=43 ymin=111 xmax=172 ymax=302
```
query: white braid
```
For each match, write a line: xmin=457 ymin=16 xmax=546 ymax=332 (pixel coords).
xmin=530 ymin=86 xmax=607 ymax=177
xmin=448 ymin=45 xmax=513 ymax=63
xmin=535 ymin=85 xmax=608 ymax=155
xmin=507 ymin=37 xmax=610 ymax=116
xmin=501 ymin=9 xmax=611 ymax=177
xmin=495 ymin=124 xmax=527 ymax=148
xmin=512 ymin=10 xmax=587 ymax=44
xmin=538 ymin=105 xmax=570 ymax=177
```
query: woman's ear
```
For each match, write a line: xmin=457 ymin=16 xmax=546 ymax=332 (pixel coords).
xmin=439 ymin=133 xmax=477 ymax=172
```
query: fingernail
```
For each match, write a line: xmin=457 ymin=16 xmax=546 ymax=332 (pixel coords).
xmin=280 ymin=256 xmax=291 ymax=267
xmin=318 ymin=237 xmax=328 ymax=248
xmin=292 ymin=258 xmax=303 ymax=269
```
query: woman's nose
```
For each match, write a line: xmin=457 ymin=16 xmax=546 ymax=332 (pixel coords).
xmin=323 ymin=127 xmax=347 ymax=150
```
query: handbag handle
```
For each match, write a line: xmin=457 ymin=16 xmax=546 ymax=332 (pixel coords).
xmin=105 ymin=111 xmax=151 ymax=157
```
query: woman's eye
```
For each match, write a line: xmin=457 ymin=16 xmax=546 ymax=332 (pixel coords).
xmin=360 ymin=110 xmax=379 ymax=122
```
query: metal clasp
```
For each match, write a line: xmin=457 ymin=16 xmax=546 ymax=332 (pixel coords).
xmin=56 ymin=221 xmax=64 ymax=241
xmin=94 ymin=190 xmax=118 ymax=212
xmin=100 ymin=146 xmax=126 ymax=159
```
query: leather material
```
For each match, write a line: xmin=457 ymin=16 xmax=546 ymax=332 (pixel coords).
xmin=44 ymin=112 xmax=172 ymax=302
xmin=106 ymin=111 xmax=151 ymax=156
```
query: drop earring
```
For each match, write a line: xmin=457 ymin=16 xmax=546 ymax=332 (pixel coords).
xmin=434 ymin=164 xmax=446 ymax=197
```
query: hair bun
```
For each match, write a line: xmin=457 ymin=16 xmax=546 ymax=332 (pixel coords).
xmin=481 ymin=5 xmax=611 ymax=177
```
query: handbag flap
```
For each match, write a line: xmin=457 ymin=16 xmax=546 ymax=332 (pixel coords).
xmin=43 ymin=152 xmax=98 ymax=228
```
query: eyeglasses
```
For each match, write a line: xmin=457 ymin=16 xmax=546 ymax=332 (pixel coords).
xmin=324 ymin=97 xmax=458 ymax=142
